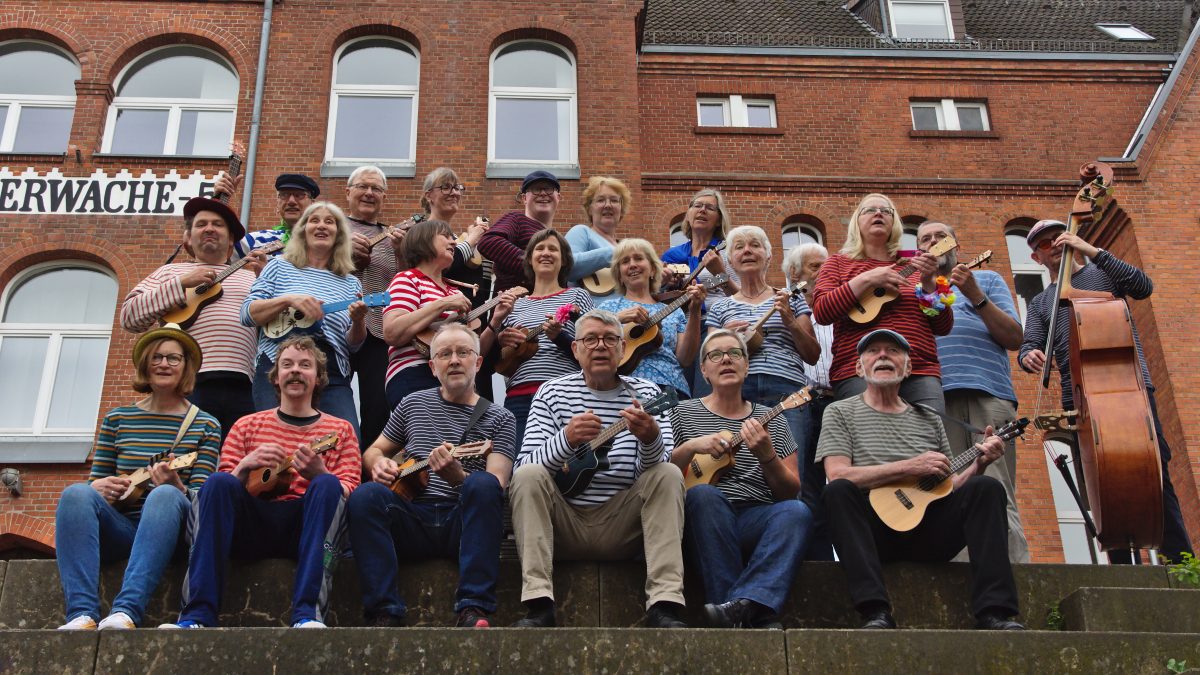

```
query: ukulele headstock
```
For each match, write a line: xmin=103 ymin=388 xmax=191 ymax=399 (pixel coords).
xmin=452 ymin=440 xmax=493 ymax=459
xmin=967 ymin=250 xmax=993 ymax=268
xmin=642 ymin=388 xmax=681 ymax=416
xmin=780 ymin=388 xmax=814 ymax=410
xmin=309 ymin=433 xmax=339 ymax=454
xmin=996 ymin=417 xmax=1031 ymax=442
xmin=927 ymin=235 xmax=958 ymax=257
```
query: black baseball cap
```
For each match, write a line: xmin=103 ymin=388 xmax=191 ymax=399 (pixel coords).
xmin=275 ymin=173 xmax=320 ymax=198
xmin=520 ymin=170 xmax=560 ymax=194
xmin=183 ymin=196 xmax=246 ymax=241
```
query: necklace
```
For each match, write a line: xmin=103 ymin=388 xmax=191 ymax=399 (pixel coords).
xmin=739 ymin=285 xmax=774 ymax=302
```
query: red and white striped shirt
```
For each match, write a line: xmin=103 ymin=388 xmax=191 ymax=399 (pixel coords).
xmin=384 ymin=268 xmax=458 ymax=382
xmin=218 ymin=409 xmax=362 ymax=501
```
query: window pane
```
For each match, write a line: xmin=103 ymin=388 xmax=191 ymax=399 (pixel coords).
xmin=956 ymin=105 xmax=986 ymax=131
xmin=669 ymin=224 xmax=688 ymax=247
xmin=47 ymin=337 xmax=108 ymax=429
xmin=698 ymin=103 xmax=726 ymax=126
xmin=0 ymin=336 xmax=48 ymax=428
xmin=495 ymin=98 xmax=569 ymax=161
xmin=746 ymin=104 xmax=774 ymax=128
xmin=336 ymin=39 xmax=418 ymax=87
xmin=177 ymin=110 xmax=232 ymax=155
xmin=900 ymin=230 xmax=918 ymax=251
xmin=781 ymin=228 xmax=801 ymax=252
xmin=0 ymin=104 xmax=8 ymax=136
xmin=110 ymin=108 xmax=168 ymax=155
xmin=1005 ymin=233 xmax=1032 ymax=266
xmin=332 ymin=96 xmax=412 ymax=159
xmin=494 ymin=44 xmax=574 ymax=88
xmin=893 ymin=2 xmax=952 ymax=39
xmin=1013 ymin=272 xmax=1046 ymax=322
xmin=0 ymin=43 xmax=79 ymax=96
xmin=4 ymin=267 xmax=118 ymax=324
xmin=119 ymin=47 xmax=237 ymax=99
xmin=911 ymin=105 xmax=940 ymax=130
xmin=12 ymin=106 xmax=74 ymax=153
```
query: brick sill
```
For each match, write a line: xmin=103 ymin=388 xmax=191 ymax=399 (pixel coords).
xmin=0 ymin=153 xmax=67 ymax=165
xmin=694 ymin=126 xmax=785 ymax=136
xmin=909 ymin=130 xmax=1000 ymax=139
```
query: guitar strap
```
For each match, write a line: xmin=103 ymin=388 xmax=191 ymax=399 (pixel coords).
xmin=458 ymin=397 xmax=493 ymax=445
xmin=171 ymin=405 xmax=201 ymax=452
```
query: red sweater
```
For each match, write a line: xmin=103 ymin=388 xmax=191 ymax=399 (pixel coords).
xmin=477 ymin=211 xmax=546 ymax=292
xmin=219 ymin=409 xmax=362 ymax=500
xmin=811 ymin=253 xmax=953 ymax=383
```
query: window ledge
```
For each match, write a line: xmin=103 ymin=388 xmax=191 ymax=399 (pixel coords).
xmin=0 ymin=435 xmax=93 ymax=463
xmin=485 ymin=162 xmax=581 ymax=180
xmin=909 ymin=130 xmax=999 ymax=139
xmin=321 ymin=160 xmax=416 ymax=179
xmin=694 ymin=126 xmax=784 ymax=136
xmin=92 ymin=153 xmax=230 ymax=160
xmin=0 ymin=152 xmax=67 ymax=164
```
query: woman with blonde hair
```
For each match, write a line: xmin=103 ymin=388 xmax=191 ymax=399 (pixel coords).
xmin=661 ymin=188 xmax=740 ymax=297
xmin=566 ymin=175 xmax=632 ymax=303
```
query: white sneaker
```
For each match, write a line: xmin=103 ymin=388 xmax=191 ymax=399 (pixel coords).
xmin=292 ymin=619 xmax=327 ymax=628
xmin=158 ymin=620 xmax=206 ymax=629
xmin=98 ymin=612 xmax=136 ymax=630
xmin=57 ymin=616 xmax=97 ymax=631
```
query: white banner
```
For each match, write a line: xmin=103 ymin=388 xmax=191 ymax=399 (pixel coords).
xmin=0 ymin=167 xmax=225 ymax=216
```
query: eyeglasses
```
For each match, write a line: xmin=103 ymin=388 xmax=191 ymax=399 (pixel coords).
xmin=351 ymin=184 xmax=387 ymax=194
xmin=593 ymin=196 xmax=622 ymax=207
xmin=703 ymin=348 xmax=746 ymax=363
xmin=432 ymin=348 xmax=478 ymax=361
xmin=526 ymin=187 xmax=559 ymax=197
xmin=435 ymin=184 xmax=467 ymax=195
xmin=151 ymin=353 xmax=185 ymax=366
xmin=1033 ymin=238 xmax=1057 ymax=252
xmin=690 ymin=202 xmax=718 ymax=213
xmin=576 ymin=335 xmax=621 ymax=350
xmin=861 ymin=206 xmax=895 ymax=217
xmin=277 ymin=191 xmax=309 ymax=202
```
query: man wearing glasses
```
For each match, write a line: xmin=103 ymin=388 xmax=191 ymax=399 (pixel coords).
xmin=479 ymin=170 xmax=562 ymax=293
xmin=508 ymin=309 xmax=688 ymax=628
xmin=1018 ymin=219 xmax=1193 ymax=565
xmin=347 ymin=323 xmax=516 ymax=628
xmin=216 ymin=172 xmax=320 ymax=259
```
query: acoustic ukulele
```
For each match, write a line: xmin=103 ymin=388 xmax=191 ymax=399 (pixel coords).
xmin=848 ymin=235 xmax=958 ymax=324
xmin=738 ymin=283 xmax=807 ymax=355
xmin=389 ymin=440 xmax=493 ymax=501
xmin=581 ymin=267 xmax=616 ymax=295
xmin=113 ymin=451 xmax=200 ymax=510
xmin=684 ymin=388 xmax=814 ymax=490
xmin=262 ymin=292 xmax=391 ymax=341
xmin=246 ymin=433 xmax=340 ymax=498
xmin=412 ymin=287 xmax=529 ymax=358
xmin=366 ymin=213 xmax=424 ymax=252
xmin=618 ymin=274 xmax=728 ymax=375
xmin=495 ymin=303 xmax=581 ymax=378
xmin=455 ymin=216 xmax=489 ymax=268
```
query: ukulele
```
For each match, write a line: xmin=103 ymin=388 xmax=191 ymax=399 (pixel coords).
xmin=684 ymin=388 xmax=814 ymax=490
xmin=554 ymin=388 xmax=681 ymax=498
xmin=581 ymin=267 xmax=616 ymax=296
xmin=869 ymin=418 xmax=1029 ymax=531
xmin=495 ymin=303 xmax=580 ymax=378
xmin=365 ymin=213 xmax=424 ymax=251
xmin=738 ymin=283 xmax=807 ymax=355
xmin=618 ymin=275 xmax=728 ymax=375
xmin=262 ymin=292 xmax=391 ymax=340
xmin=246 ymin=433 xmax=340 ymax=498
xmin=113 ymin=451 xmax=200 ymax=510
xmin=848 ymin=235 xmax=958 ymax=324
xmin=412 ymin=287 xmax=529 ymax=358
xmin=388 ymin=440 xmax=493 ymax=501
xmin=455 ymin=216 xmax=489 ymax=268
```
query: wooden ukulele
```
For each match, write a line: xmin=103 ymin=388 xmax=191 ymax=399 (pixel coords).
xmin=246 ymin=433 xmax=339 ymax=498
xmin=738 ymin=283 xmax=807 ymax=355
xmin=388 ymin=440 xmax=493 ymax=501
xmin=262 ymin=292 xmax=390 ymax=340
xmin=113 ymin=451 xmax=199 ymax=510
xmin=683 ymin=389 xmax=814 ymax=489
xmin=495 ymin=303 xmax=580 ymax=378
xmin=554 ymin=388 xmax=681 ymax=498
xmin=869 ymin=418 xmax=1028 ymax=531
xmin=581 ymin=267 xmax=616 ymax=295
xmin=455 ymin=216 xmax=489 ymax=268
xmin=848 ymin=235 xmax=958 ymax=324
xmin=618 ymin=275 xmax=728 ymax=375
xmin=412 ymin=287 xmax=529 ymax=357
xmin=366 ymin=213 xmax=424 ymax=251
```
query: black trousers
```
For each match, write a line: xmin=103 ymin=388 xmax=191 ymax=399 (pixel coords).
xmin=801 ymin=394 xmax=834 ymax=561
xmin=823 ymin=476 xmax=1019 ymax=619
xmin=351 ymin=334 xmax=390 ymax=452
xmin=187 ymin=371 xmax=254 ymax=443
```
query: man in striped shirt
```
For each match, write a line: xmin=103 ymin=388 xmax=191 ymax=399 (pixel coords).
xmin=1018 ymin=219 xmax=1193 ymax=565
xmin=121 ymin=197 xmax=267 ymax=440
xmin=508 ymin=309 xmax=688 ymax=628
xmin=216 ymin=172 xmax=320 ymax=259
xmin=163 ymin=336 xmax=361 ymax=629
xmin=478 ymin=170 xmax=561 ymax=294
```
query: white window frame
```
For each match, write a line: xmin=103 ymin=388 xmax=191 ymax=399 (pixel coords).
xmin=325 ymin=36 xmax=420 ymax=166
xmin=487 ymin=40 xmax=578 ymax=174
xmin=669 ymin=219 xmax=688 ymax=247
xmin=1096 ymin=23 xmax=1155 ymax=41
xmin=1005 ymin=228 xmax=1051 ymax=321
xmin=781 ymin=222 xmax=824 ymax=257
xmin=101 ymin=45 xmax=237 ymax=156
xmin=889 ymin=0 xmax=954 ymax=40
xmin=0 ymin=40 xmax=78 ymax=153
xmin=910 ymin=99 xmax=990 ymax=131
xmin=696 ymin=95 xmax=777 ymax=128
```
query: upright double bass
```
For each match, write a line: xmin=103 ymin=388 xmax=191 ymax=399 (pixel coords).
xmin=1036 ymin=162 xmax=1163 ymax=554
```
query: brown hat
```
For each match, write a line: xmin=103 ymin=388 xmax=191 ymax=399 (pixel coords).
xmin=133 ymin=323 xmax=203 ymax=370
xmin=184 ymin=196 xmax=246 ymax=241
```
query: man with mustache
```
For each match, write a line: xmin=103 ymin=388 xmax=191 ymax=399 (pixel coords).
xmin=479 ymin=170 xmax=561 ymax=293
xmin=347 ymin=323 xmax=516 ymax=628
xmin=1018 ymin=220 xmax=1193 ymax=565
xmin=214 ymin=172 xmax=320 ymax=260
xmin=818 ymin=329 xmax=1022 ymax=630
xmin=121 ymin=197 xmax=266 ymax=439
xmin=162 ymin=336 xmax=361 ymax=629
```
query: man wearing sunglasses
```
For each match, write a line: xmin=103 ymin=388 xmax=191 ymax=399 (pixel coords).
xmin=1018 ymin=219 xmax=1193 ymax=566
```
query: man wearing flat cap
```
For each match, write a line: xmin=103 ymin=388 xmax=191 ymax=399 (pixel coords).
xmin=211 ymin=172 xmax=320 ymax=259
xmin=818 ymin=328 xmax=1022 ymax=631
xmin=478 ymin=170 xmax=563 ymax=293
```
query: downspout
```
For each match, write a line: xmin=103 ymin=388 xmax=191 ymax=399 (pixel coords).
xmin=240 ymin=0 xmax=274 ymax=220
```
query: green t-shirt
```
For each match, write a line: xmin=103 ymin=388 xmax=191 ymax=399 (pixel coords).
xmin=815 ymin=395 xmax=950 ymax=467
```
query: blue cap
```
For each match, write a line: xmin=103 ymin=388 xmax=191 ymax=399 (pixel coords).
xmin=275 ymin=173 xmax=320 ymax=198
xmin=520 ymin=170 xmax=560 ymax=194
xmin=856 ymin=329 xmax=911 ymax=355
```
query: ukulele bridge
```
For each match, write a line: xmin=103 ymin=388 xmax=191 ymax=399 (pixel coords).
xmin=894 ymin=489 xmax=914 ymax=510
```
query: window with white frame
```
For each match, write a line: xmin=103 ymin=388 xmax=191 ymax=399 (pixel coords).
xmin=489 ymin=41 xmax=577 ymax=168
xmin=327 ymin=37 xmax=419 ymax=164
xmin=0 ymin=41 xmax=79 ymax=154
xmin=1005 ymin=227 xmax=1051 ymax=321
xmin=1096 ymin=23 xmax=1155 ymax=41
xmin=669 ymin=217 xmax=688 ymax=248
xmin=103 ymin=46 xmax=237 ymax=156
xmin=890 ymin=0 xmax=954 ymax=40
xmin=781 ymin=221 xmax=823 ymax=257
xmin=0 ymin=264 xmax=117 ymax=456
xmin=697 ymin=96 xmax=776 ymax=128
xmin=910 ymin=99 xmax=990 ymax=131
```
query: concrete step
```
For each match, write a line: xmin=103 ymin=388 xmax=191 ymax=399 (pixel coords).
xmin=0 ymin=558 xmax=1171 ymax=630
xmin=1061 ymin=587 xmax=1200 ymax=633
xmin=2 ymin=628 xmax=1199 ymax=675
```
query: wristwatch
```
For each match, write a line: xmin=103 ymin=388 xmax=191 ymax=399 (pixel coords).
xmin=973 ymin=297 xmax=990 ymax=311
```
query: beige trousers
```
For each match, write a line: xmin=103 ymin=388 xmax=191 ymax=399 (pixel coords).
xmin=509 ymin=461 xmax=686 ymax=608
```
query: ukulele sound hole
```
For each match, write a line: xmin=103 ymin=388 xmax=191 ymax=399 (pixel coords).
xmin=260 ymin=469 xmax=273 ymax=483
xmin=629 ymin=325 xmax=645 ymax=340
xmin=293 ymin=311 xmax=305 ymax=320
xmin=873 ymin=288 xmax=886 ymax=298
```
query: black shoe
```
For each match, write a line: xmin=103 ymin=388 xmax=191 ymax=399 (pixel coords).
xmin=975 ymin=613 xmax=1025 ymax=631
xmin=751 ymin=614 xmax=784 ymax=630
xmin=644 ymin=602 xmax=688 ymax=628
xmin=370 ymin=613 xmax=406 ymax=627
xmin=455 ymin=607 xmax=491 ymax=628
xmin=704 ymin=598 xmax=765 ymax=628
xmin=512 ymin=603 xmax=556 ymax=628
xmin=860 ymin=610 xmax=897 ymax=629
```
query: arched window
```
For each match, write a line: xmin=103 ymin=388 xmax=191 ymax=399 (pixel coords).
xmin=0 ymin=41 xmax=79 ymax=153
xmin=0 ymin=264 xmax=118 ymax=459
xmin=103 ymin=46 xmax=237 ymax=156
xmin=669 ymin=215 xmax=688 ymax=248
xmin=781 ymin=216 xmax=824 ymax=257
xmin=489 ymin=40 xmax=577 ymax=175
xmin=1004 ymin=221 xmax=1051 ymax=322
xmin=326 ymin=37 xmax=419 ymax=166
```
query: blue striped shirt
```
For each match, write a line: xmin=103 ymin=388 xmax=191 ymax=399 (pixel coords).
xmin=936 ymin=270 xmax=1019 ymax=403
xmin=706 ymin=293 xmax=813 ymax=385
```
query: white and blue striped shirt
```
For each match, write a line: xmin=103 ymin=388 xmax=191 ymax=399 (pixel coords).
xmin=500 ymin=288 xmax=593 ymax=390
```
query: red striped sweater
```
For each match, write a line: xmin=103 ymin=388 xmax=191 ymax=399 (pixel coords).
xmin=218 ymin=409 xmax=361 ymax=500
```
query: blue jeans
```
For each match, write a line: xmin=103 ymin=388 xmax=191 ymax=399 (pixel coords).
xmin=683 ymin=485 xmax=812 ymax=613
xmin=384 ymin=363 xmax=439 ymax=410
xmin=253 ymin=352 xmax=361 ymax=446
xmin=177 ymin=472 xmax=346 ymax=626
xmin=741 ymin=373 xmax=810 ymax=466
xmin=347 ymin=472 xmax=504 ymax=619
xmin=55 ymin=483 xmax=190 ymax=625
xmin=503 ymin=393 xmax=534 ymax=449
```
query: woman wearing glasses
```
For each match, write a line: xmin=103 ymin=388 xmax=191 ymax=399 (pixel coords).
xmin=809 ymin=193 xmax=950 ymax=411
xmin=669 ymin=329 xmax=811 ymax=629
xmin=422 ymin=167 xmax=491 ymax=309
xmin=565 ymin=176 xmax=631 ymax=304
xmin=661 ymin=188 xmax=740 ymax=297
xmin=55 ymin=325 xmax=221 ymax=630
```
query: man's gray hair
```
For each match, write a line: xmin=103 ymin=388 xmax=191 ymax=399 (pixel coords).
xmin=575 ymin=308 xmax=623 ymax=335
xmin=347 ymin=165 xmax=387 ymax=190
xmin=783 ymin=242 xmax=829 ymax=284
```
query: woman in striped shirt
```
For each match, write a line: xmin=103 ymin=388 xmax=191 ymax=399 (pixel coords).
xmin=242 ymin=201 xmax=368 ymax=441
xmin=496 ymin=229 xmax=594 ymax=441
xmin=55 ymin=325 xmax=221 ymax=630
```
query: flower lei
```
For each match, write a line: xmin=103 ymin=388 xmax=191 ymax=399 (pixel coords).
xmin=914 ymin=276 xmax=956 ymax=317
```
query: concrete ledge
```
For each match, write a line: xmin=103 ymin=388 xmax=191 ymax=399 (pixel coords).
xmin=0 ymin=631 xmax=96 ymax=674
xmin=1061 ymin=587 xmax=1200 ymax=633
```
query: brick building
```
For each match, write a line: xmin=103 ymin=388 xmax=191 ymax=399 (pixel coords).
xmin=0 ymin=0 xmax=1196 ymax=563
